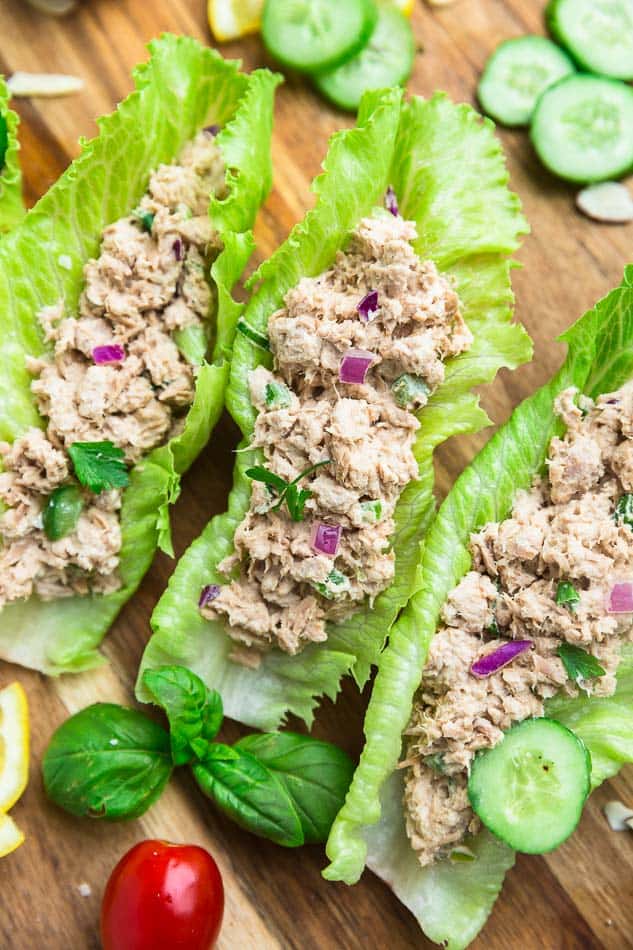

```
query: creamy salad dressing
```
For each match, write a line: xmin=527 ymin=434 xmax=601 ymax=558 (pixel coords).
xmin=403 ymin=383 xmax=633 ymax=866
xmin=0 ymin=131 xmax=225 ymax=607
xmin=202 ymin=212 xmax=472 ymax=666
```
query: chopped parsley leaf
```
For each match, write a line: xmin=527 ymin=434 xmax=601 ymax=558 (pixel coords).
xmin=558 ymin=643 xmax=605 ymax=686
xmin=68 ymin=441 xmax=129 ymax=494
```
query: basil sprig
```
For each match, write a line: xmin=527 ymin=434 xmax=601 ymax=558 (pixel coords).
xmin=42 ymin=666 xmax=354 ymax=849
xmin=143 ymin=665 xmax=223 ymax=766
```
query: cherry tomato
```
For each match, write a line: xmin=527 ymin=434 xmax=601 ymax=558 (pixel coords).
xmin=101 ymin=839 xmax=224 ymax=950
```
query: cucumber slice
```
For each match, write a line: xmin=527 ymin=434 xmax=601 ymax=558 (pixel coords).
xmin=530 ymin=74 xmax=633 ymax=183
xmin=547 ymin=0 xmax=633 ymax=82
xmin=468 ymin=717 xmax=591 ymax=854
xmin=313 ymin=5 xmax=415 ymax=113
xmin=478 ymin=36 xmax=575 ymax=128
xmin=262 ymin=0 xmax=377 ymax=74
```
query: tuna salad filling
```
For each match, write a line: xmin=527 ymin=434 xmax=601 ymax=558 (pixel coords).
xmin=403 ymin=383 xmax=633 ymax=866
xmin=0 ymin=130 xmax=226 ymax=607
xmin=200 ymin=212 xmax=472 ymax=666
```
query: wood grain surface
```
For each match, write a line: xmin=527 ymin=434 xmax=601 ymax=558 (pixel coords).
xmin=1 ymin=1 xmax=632 ymax=947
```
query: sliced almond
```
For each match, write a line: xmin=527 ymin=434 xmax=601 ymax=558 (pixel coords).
xmin=576 ymin=181 xmax=633 ymax=224
xmin=7 ymin=72 xmax=84 ymax=98
xmin=604 ymin=799 xmax=633 ymax=831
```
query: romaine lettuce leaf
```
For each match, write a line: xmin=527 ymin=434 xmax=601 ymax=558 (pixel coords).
xmin=0 ymin=35 xmax=280 ymax=674
xmin=139 ymin=92 xmax=530 ymax=728
xmin=0 ymin=76 xmax=24 ymax=232
xmin=325 ymin=269 xmax=633 ymax=949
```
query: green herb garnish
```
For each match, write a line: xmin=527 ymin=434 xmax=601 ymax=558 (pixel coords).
xmin=42 ymin=665 xmax=354 ymax=848
xmin=558 ymin=643 xmax=606 ymax=687
xmin=486 ymin=617 xmax=500 ymax=637
xmin=614 ymin=493 xmax=633 ymax=529
xmin=360 ymin=499 xmax=382 ymax=523
xmin=68 ymin=441 xmax=129 ymax=494
xmin=246 ymin=459 xmax=331 ymax=522
xmin=132 ymin=208 xmax=155 ymax=232
xmin=391 ymin=373 xmax=430 ymax=409
xmin=314 ymin=568 xmax=351 ymax=600
xmin=42 ymin=484 xmax=83 ymax=541
xmin=264 ymin=380 xmax=292 ymax=409
xmin=555 ymin=580 xmax=580 ymax=612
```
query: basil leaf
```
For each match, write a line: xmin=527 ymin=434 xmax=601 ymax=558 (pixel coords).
xmin=142 ymin=665 xmax=223 ymax=766
xmin=558 ymin=643 xmax=606 ymax=687
xmin=42 ymin=703 xmax=172 ymax=820
xmin=192 ymin=746 xmax=304 ymax=847
xmin=235 ymin=731 xmax=355 ymax=843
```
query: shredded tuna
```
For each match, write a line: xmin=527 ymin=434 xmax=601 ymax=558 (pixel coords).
xmin=0 ymin=131 xmax=225 ymax=608
xmin=404 ymin=383 xmax=633 ymax=866
xmin=202 ymin=213 xmax=472 ymax=663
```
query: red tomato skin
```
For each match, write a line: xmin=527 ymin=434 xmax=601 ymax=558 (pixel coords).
xmin=100 ymin=839 xmax=224 ymax=950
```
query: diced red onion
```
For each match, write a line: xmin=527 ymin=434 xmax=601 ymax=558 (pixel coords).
xmin=607 ymin=582 xmax=633 ymax=613
xmin=339 ymin=348 xmax=375 ymax=385
xmin=204 ymin=124 xmax=221 ymax=136
xmin=199 ymin=584 xmax=221 ymax=608
xmin=357 ymin=290 xmax=379 ymax=322
xmin=311 ymin=523 xmax=342 ymax=558
xmin=92 ymin=344 xmax=125 ymax=365
xmin=385 ymin=185 xmax=399 ymax=217
xmin=470 ymin=639 xmax=533 ymax=678
xmin=173 ymin=237 xmax=184 ymax=261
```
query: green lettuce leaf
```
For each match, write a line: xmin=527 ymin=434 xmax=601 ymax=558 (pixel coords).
xmin=0 ymin=35 xmax=280 ymax=674
xmin=139 ymin=91 xmax=530 ymax=729
xmin=325 ymin=270 xmax=633 ymax=949
xmin=0 ymin=76 xmax=24 ymax=232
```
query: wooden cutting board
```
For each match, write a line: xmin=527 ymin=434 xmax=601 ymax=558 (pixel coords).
xmin=1 ymin=0 xmax=632 ymax=947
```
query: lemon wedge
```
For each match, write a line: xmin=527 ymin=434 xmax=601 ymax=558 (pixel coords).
xmin=0 ymin=812 xmax=24 ymax=858
xmin=208 ymin=0 xmax=264 ymax=42
xmin=0 ymin=682 xmax=29 ymax=813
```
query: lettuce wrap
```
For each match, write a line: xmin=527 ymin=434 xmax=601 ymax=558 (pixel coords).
xmin=139 ymin=90 xmax=531 ymax=730
xmin=0 ymin=75 xmax=24 ymax=232
xmin=0 ymin=35 xmax=280 ymax=674
xmin=324 ymin=268 xmax=633 ymax=949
